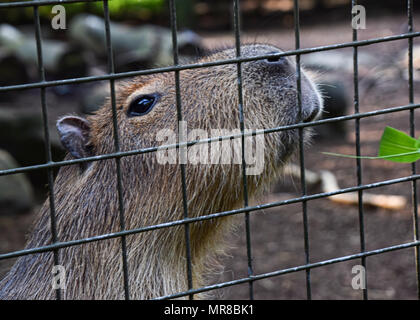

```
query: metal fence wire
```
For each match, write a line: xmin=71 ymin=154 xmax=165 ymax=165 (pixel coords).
xmin=0 ymin=0 xmax=419 ymax=300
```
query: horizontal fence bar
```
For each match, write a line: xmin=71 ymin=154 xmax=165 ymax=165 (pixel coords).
xmin=155 ymin=240 xmax=420 ymax=300
xmin=1 ymin=3 xmax=418 ymax=300
xmin=0 ymin=31 xmax=419 ymax=93
xmin=0 ymin=0 xmax=102 ymax=9
xmin=1 ymin=172 xmax=418 ymax=261
xmin=0 ymin=102 xmax=419 ymax=177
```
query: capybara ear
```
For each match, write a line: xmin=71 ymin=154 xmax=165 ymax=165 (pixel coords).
xmin=57 ymin=116 xmax=92 ymax=159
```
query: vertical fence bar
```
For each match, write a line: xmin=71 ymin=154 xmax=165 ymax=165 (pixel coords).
xmin=407 ymin=0 xmax=420 ymax=299
xmin=33 ymin=4 xmax=61 ymax=301
xmin=293 ymin=0 xmax=311 ymax=300
xmin=102 ymin=0 xmax=130 ymax=300
xmin=168 ymin=0 xmax=194 ymax=300
xmin=351 ymin=0 xmax=368 ymax=300
xmin=1 ymin=0 xmax=419 ymax=300
xmin=233 ymin=0 xmax=254 ymax=300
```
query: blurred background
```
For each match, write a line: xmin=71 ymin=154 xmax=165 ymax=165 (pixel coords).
xmin=0 ymin=0 xmax=419 ymax=299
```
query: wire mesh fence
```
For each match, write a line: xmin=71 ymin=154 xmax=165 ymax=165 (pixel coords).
xmin=0 ymin=0 xmax=418 ymax=300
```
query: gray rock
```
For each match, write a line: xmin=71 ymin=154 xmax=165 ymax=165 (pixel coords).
xmin=0 ymin=149 xmax=34 ymax=214
xmin=80 ymin=83 xmax=109 ymax=115
xmin=69 ymin=14 xmax=206 ymax=72
xmin=0 ymin=108 xmax=44 ymax=143
xmin=0 ymin=107 xmax=65 ymax=193
xmin=314 ymin=74 xmax=350 ymax=140
xmin=398 ymin=45 xmax=420 ymax=81
xmin=302 ymin=50 xmax=376 ymax=73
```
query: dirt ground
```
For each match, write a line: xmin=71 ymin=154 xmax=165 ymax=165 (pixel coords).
xmin=1 ymin=13 xmax=420 ymax=299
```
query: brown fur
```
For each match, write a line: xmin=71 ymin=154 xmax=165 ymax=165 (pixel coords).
xmin=0 ymin=44 xmax=322 ymax=299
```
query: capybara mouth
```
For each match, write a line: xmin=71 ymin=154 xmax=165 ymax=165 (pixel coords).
xmin=303 ymin=107 xmax=321 ymax=123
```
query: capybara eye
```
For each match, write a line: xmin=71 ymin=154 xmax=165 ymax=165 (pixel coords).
xmin=127 ymin=95 xmax=157 ymax=117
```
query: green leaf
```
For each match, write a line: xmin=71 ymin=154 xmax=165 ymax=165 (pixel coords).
xmin=321 ymin=151 xmax=420 ymax=160
xmin=378 ymin=126 xmax=420 ymax=163
xmin=322 ymin=126 xmax=420 ymax=163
